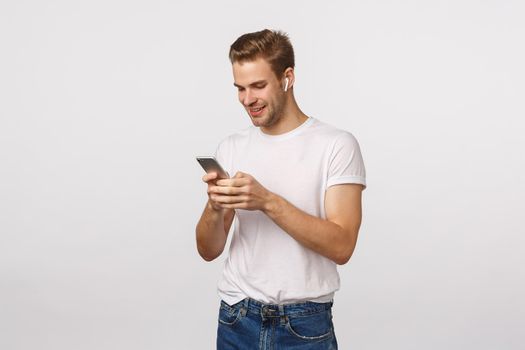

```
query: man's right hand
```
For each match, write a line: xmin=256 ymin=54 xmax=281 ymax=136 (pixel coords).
xmin=197 ymin=171 xmax=235 ymax=261
xmin=203 ymin=172 xmax=223 ymax=211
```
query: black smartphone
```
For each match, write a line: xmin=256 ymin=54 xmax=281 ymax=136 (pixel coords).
xmin=196 ymin=156 xmax=229 ymax=179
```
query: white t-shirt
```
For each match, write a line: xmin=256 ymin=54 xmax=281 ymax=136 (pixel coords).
xmin=214 ymin=117 xmax=366 ymax=305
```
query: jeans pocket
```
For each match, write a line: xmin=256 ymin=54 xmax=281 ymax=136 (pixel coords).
xmin=285 ymin=309 xmax=334 ymax=341
xmin=218 ymin=301 xmax=245 ymax=326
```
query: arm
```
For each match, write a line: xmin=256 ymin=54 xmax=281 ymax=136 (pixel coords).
xmin=195 ymin=172 xmax=235 ymax=262
xmin=265 ymin=183 xmax=362 ymax=265
xmin=211 ymin=172 xmax=363 ymax=265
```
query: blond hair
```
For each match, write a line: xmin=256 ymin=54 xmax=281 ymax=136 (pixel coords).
xmin=229 ymin=29 xmax=295 ymax=78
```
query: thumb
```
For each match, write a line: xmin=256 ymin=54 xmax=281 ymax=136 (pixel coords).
xmin=233 ymin=171 xmax=245 ymax=178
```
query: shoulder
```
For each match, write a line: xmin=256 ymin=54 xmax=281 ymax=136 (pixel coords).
xmin=308 ymin=118 xmax=361 ymax=149
xmin=215 ymin=125 xmax=256 ymax=156
xmin=217 ymin=125 xmax=253 ymax=146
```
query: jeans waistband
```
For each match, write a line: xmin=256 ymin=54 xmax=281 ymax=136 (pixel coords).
xmin=227 ymin=297 xmax=333 ymax=318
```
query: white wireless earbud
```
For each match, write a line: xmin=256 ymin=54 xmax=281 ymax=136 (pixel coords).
xmin=284 ymin=78 xmax=289 ymax=92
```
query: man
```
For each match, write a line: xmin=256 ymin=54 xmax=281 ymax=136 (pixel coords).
xmin=195 ymin=29 xmax=366 ymax=349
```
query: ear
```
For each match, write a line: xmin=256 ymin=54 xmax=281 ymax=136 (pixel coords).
xmin=282 ymin=67 xmax=295 ymax=91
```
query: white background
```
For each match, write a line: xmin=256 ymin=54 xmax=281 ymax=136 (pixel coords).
xmin=1 ymin=1 xmax=524 ymax=349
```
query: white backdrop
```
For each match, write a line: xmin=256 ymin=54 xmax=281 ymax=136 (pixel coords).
xmin=1 ymin=1 xmax=524 ymax=349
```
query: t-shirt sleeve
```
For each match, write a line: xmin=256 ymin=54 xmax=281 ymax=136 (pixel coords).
xmin=326 ymin=132 xmax=367 ymax=189
xmin=213 ymin=136 xmax=231 ymax=178
xmin=214 ymin=141 xmax=225 ymax=167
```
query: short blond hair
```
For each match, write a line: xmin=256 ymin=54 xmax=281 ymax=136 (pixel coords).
xmin=229 ymin=29 xmax=295 ymax=79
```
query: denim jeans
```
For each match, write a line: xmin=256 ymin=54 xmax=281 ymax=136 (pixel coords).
xmin=217 ymin=298 xmax=338 ymax=349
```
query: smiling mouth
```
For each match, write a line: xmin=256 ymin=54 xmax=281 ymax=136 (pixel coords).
xmin=249 ymin=105 xmax=265 ymax=116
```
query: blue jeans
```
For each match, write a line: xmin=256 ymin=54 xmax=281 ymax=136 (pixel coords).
xmin=217 ymin=298 xmax=338 ymax=349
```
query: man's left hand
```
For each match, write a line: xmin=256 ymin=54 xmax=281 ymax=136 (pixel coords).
xmin=209 ymin=171 xmax=273 ymax=211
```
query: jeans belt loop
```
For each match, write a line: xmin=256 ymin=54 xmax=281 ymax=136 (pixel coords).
xmin=241 ymin=298 xmax=249 ymax=316
xmin=278 ymin=304 xmax=286 ymax=325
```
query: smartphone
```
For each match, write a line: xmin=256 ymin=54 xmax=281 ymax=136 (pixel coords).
xmin=196 ymin=156 xmax=229 ymax=179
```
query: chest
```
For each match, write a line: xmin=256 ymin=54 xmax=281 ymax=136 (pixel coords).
xmin=232 ymin=140 xmax=327 ymax=211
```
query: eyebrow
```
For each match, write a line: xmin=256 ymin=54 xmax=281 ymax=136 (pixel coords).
xmin=233 ymin=80 xmax=267 ymax=88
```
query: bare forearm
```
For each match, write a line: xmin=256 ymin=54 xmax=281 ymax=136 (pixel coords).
xmin=264 ymin=194 xmax=358 ymax=265
xmin=195 ymin=201 xmax=233 ymax=261
xmin=208 ymin=172 xmax=362 ymax=264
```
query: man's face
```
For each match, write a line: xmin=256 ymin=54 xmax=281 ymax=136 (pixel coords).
xmin=232 ymin=58 xmax=286 ymax=130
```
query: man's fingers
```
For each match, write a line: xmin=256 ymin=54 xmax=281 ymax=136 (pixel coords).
xmin=202 ymin=172 xmax=218 ymax=183
xmin=216 ymin=178 xmax=249 ymax=187
xmin=209 ymin=185 xmax=243 ymax=195
xmin=211 ymin=194 xmax=248 ymax=204
xmin=217 ymin=202 xmax=248 ymax=210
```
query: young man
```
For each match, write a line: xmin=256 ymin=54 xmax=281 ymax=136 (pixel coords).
xmin=195 ymin=29 xmax=366 ymax=349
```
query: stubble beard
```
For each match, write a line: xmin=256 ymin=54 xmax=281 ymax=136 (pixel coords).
xmin=251 ymin=95 xmax=286 ymax=129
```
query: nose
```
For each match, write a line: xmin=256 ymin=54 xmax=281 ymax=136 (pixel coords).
xmin=242 ymin=89 xmax=257 ymax=106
